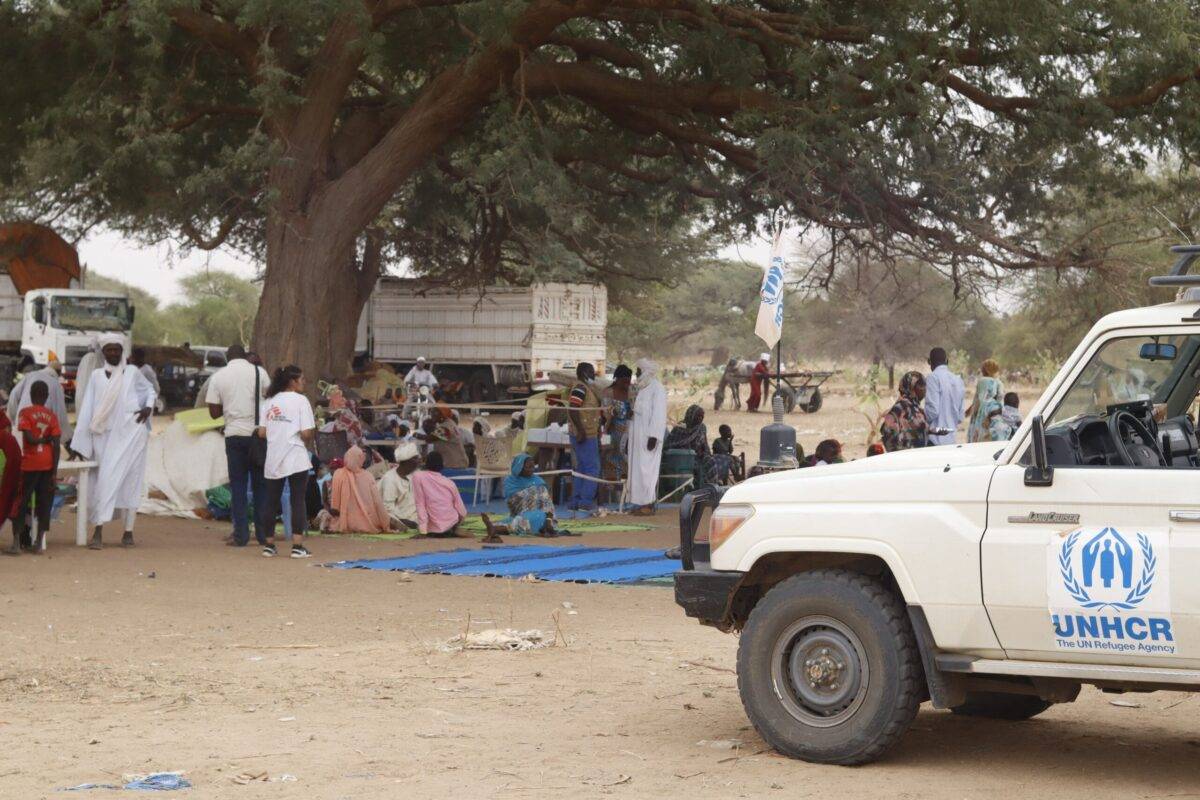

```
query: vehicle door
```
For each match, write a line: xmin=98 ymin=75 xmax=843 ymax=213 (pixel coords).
xmin=983 ymin=329 xmax=1200 ymax=668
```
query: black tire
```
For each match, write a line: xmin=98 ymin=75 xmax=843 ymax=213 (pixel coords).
xmin=805 ymin=388 xmax=824 ymax=414
xmin=468 ymin=370 xmax=496 ymax=403
xmin=773 ymin=387 xmax=796 ymax=413
xmin=737 ymin=569 xmax=922 ymax=765
xmin=950 ymin=692 xmax=1052 ymax=721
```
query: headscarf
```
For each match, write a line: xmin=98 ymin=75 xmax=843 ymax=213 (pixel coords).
xmin=329 ymin=445 xmax=390 ymax=533
xmin=635 ymin=358 xmax=659 ymax=390
xmin=504 ymin=453 xmax=545 ymax=499
xmin=879 ymin=371 xmax=928 ymax=452
xmin=89 ymin=333 xmax=130 ymax=434
xmin=665 ymin=403 xmax=710 ymax=456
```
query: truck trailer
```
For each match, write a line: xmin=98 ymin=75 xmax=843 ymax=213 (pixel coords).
xmin=354 ymin=281 xmax=607 ymax=400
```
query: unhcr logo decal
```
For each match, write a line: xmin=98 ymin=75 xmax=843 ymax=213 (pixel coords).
xmin=1046 ymin=527 xmax=1175 ymax=655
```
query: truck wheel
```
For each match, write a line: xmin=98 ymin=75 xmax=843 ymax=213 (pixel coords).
xmin=950 ymin=692 xmax=1052 ymax=720
xmin=468 ymin=370 xmax=496 ymax=403
xmin=737 ymin=569 xmax=922 ymax=765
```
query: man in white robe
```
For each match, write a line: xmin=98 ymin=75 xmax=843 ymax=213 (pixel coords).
xmin=628 ymin=359 xmax=667 ymax=513
xmin=8 ymin=357 xmax=72 ymax=442
xmin=69 ymin=335 xmax=156 ymax=549
xmin=74 ymin=337 xmax=101 ymax=414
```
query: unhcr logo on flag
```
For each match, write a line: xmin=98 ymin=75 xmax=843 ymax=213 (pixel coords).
xmin=755 ymin=230 xmax=785 ymax=350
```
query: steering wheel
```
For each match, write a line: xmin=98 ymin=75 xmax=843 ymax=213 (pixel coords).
xmin=1107 ymin=410 xmax=1166 ymax=467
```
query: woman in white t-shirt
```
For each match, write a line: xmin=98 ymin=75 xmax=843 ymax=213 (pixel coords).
xmin=256 ymin=365 xmax=316 ymax=559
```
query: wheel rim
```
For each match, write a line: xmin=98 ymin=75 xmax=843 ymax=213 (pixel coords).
xmin=770 ymin=615 xmax=869 ymax=728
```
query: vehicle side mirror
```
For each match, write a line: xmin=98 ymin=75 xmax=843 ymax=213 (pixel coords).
xmin=31 ymin=298 xmax=44 ymax=325
xmin=1024 ymin=415 xmax=1054 ymax=487
xmin=128 ymin=305 xmax=136 ymax=325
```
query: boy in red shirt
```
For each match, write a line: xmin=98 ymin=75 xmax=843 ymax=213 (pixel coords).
xmin=12 ymin=380 xmax=60 ymax=553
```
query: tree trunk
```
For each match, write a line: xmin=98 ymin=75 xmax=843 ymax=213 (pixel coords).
xmin=251 ymin=208 xmax=375 ymax=387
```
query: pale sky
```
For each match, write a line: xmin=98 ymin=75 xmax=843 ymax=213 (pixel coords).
xmin=75 ymin=228 xmax=779 ymax=305
xmin=75 ymin=229 xmax=260 ymax=305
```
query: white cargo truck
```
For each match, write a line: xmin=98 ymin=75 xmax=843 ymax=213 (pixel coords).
xmin=0 ymin=280 xmax=133 ymax=391
xmin=675 ymin=244 xmax=1200 ymax=765
xmin=355 ymin=280 xmax=607 ymax=400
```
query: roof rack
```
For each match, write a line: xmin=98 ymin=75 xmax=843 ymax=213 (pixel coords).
xmin=1149 ymin=244 xmax=1200 ymax=287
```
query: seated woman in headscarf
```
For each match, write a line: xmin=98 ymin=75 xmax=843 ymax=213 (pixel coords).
xmin=880 ymin=371 xmax=929 ymax=452
xmin=480 ymin=453 xmax=565 ymax=541
xmin=328 ymin=445 xmax=390 ymax=533
xmin=664 ymin=404 xmax=733 ymax=484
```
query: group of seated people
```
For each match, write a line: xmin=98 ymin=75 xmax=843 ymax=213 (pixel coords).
xmin=663 ymin=404 xmax=745 ymax=484
xmin=311 ymin=440 xmax=567 ymax=542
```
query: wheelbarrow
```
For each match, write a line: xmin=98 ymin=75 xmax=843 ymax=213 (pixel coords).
xmin=771 ymin=370 xmax=839 ymax=413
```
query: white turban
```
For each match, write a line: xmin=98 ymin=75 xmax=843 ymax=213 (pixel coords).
xmin=635 ymin=358 xmax=659 ymax=389
xmin=760 ymin=352 xmax=771 ymax=363
xmin=394 ymin=442 xmax=420 ymax=462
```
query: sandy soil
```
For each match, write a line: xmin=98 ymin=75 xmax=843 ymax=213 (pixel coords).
xmin=1 ymin=508 xmax=1197 ymax=799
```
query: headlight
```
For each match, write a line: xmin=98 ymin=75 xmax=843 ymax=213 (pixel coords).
xmin=706 ymin=504 xmax=754 ymax=552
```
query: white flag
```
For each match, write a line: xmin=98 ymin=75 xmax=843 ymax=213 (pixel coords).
xmin=754 ymin=229 xmax=785 ymax=350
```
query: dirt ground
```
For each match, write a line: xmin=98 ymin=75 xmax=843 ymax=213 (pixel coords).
xmin=1 ymin=508 xmax=1198 ymax=799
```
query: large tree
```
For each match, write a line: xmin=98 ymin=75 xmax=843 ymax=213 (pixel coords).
xmin=2 ymin=0 xmax=1199 ymax=380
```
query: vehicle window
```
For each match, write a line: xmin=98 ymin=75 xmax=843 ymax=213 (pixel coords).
xmin=206 ymin=352 xmax=227 ymax=368
xmin=1046 ymin=334 xmax=1200 ymax=428
xmin=51 ymin=296 xmax=132 ymax=333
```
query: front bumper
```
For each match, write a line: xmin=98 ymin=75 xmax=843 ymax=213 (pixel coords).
xmin=673 ymin=486 xmax=743 ymax=626
xmin=674 ymin=566 xmax=743 ymax=624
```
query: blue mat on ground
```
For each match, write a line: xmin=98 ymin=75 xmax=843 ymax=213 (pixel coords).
xmin=327 ymin=545 xmax=677 ymax=584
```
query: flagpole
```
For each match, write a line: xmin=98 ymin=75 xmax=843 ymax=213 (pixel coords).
xmin=775 ymin=340 xmax=782 ymax=400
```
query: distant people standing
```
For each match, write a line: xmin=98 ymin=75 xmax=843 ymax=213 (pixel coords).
xmin=629 ymin=359 xmax=667 ymax=514
xmin=11 ymin=380 xmax=60 ymax=553
xmin=0 ymin=412 xmax=21 ymax=554
xmin=747 ymin=353 xmax=771 ymax=412
xmin=967 ymin=358 xmax=1006 ymax=443
xmin=257 ymin=365 xmax=316 ymax=558
xmin=601 ymin=364 xmax=634 ymax=496
xmin=206 ymin=344 xmax=271 ymax=548
xmin=8 ymin=355 xmax=72 ymax=443
xmin=130 ymin=348 xmax=161 ymax=399
xmin=567 ymin=362 xmax=602 ymax=511
xmin=73 ymin=337 xmax=101 ymax=413
xmin=924 ymin=347 xmax=964 ymax=445
xmin=880 ymin=371 xmax=929 ymax=452
xmin=70 ymin=335 xmax=156 ymax=549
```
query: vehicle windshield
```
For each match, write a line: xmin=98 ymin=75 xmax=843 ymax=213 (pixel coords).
xmin=50 ymin=296 xmax=131 ymax=333
xmin=1046 ymin=334 xmax=1200 ymax=427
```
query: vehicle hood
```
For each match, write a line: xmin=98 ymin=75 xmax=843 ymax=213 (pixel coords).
xmin=722 ymin=441 xmax=1004 ymax=503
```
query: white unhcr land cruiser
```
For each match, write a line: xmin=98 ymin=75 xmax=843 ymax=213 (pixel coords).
xmin=675 ymin=245 xmax=1200 ymax=765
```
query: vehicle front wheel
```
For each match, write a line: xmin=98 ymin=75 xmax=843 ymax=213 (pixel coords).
xmin=737 ymin=569 xmax=922 ymax=765
xmin=950 ymin=692 xmax=1052 ymax=720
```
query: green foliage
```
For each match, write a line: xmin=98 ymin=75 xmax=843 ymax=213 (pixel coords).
xmin=87 ymin=270 xmax=259 ymax=348
xmin=607 ymin=259 xmax=778 ymax=362
xmin=792 ymin=258 xmax=997 ymax=370
xmin=3 ymin=0 xmax=1200 ymax=292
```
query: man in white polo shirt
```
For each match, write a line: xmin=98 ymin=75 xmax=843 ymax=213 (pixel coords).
xmin=206 ymin=344 xmax=271 ymax=547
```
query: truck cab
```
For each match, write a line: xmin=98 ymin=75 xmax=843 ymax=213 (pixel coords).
xmin=23 ymin=289 xmax=133 ymax=368
xmin=675 ymin=245 xmax=1200 ymax=765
